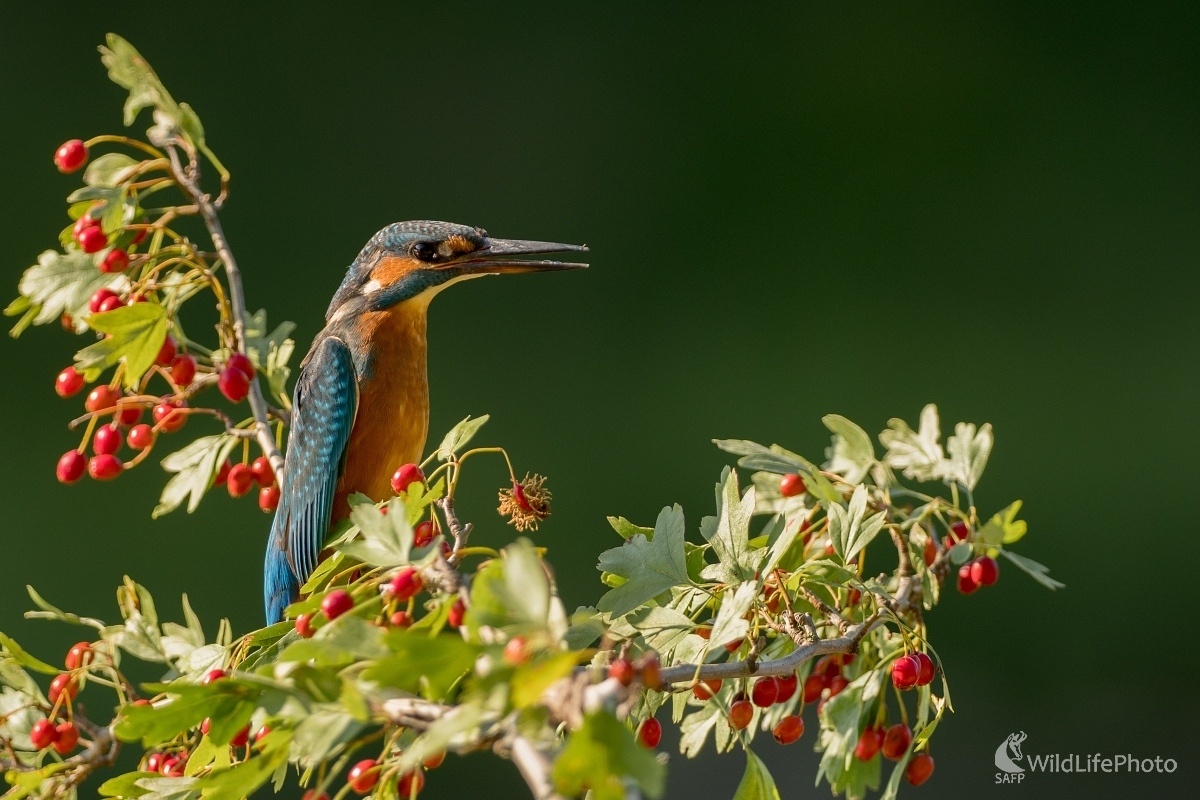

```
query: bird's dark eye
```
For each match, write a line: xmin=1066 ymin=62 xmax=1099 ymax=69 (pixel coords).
xmin=411 ymin=241 xmax=438 ymax=262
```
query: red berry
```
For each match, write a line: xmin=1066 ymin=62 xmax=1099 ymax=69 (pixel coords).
xmin=48 ymin=674 xmax=78 ymax=704
xmin=302 ymin=793 xmax=330 ymax=800
xmin=230 ymin=724 xmax=251 ymax=748
xmin=55 ymin=367 xmax=85 ymax=398
xmin=957 ymin=564 xmax=979 ymax=595
xmin=77 ymin=226 xmax=107 ymax=254
xmin=97 ymin=295 xmax=123 ymax=313
xmin=949 ymin=521 xmax=970 ymax=543
xmin=30 ymin=719 xmax=58 ymax=750
xmin=828 ymin=675 xmax=848 ymax=696
xmin=347 ymin=760 xmax=379 ymax=794
xmin=227 ymin=464 xmax=254 ymax=497
xmin=226 ymin=352 xmax=255 ymax=380
xmin=65 ymin=641 xmax=91 ymax=670
xmin=750 ymin=676 xmax=779 ymax=707
xmin=422 ymin=751 xmax=445 ymax=770
xmin=218 ymin=367 xmax=251 ymax=402
xmin=389 ymin=567 xmax=424 ymax=601
xmin=854 ymin=725 xmax=884 ymax=761
xmin=251 ymin=455 xmax=275 ymax=487
xmin=50 ymin=721 xmax=78 ymax=754
xmin=447 ymin=598 xmax=466 ymax=628
xmin=970 ymin=555 xmax=999 ymax=587
xmin=85 ymin=386 xmax=118 ymax=413
xmin=729 ymin=699 xmax=753 ymax=730
xmin=397 ymin=770 xmax=425 ymax=797
xmin=57 ymin=450 xmax=87 ymax=484
xmin=905 ymin=752 xmax=935 ymax=786
xmin=775 ymin=673 xmax=798 ymax=703
xmin=115 ymin=404 xmax=142 ymax=425
xmin=127 ymin=424 xmax=154 ymax=450
xmin=502 ymin=636 xmax=529 ymax=666
xmin=695 ymin=626 xmax=712 ymax=640
xmin=413 ymin=519 xmax=436 ymax=547
xmin=259 ymin=485 xmax=281 ymax=512
xmin=802 ymin=673 xmax=826 ymax=703
xmin=295 ymin=613 xmax=315 ymax=638
xmin=89 ymin=288 xmax=118 ymax=313
xmin=772 ymin=715 xmax=804 ymax=745
xmin=170 ymin=354 xmax=197 ymax=387
xmin=152 ymin=400 xmax=187 ymax=432
xmin=54 ymin=139 xmax=88 ymax=172
xmin=891 ymin=655 xmax=920 ymax=690
xmin=161 ymin=754 xmax=186 ymax=777
xmin=641 ymin=655 xmax=662 ymax=690
xmin=914 ymin=652 xmax=936 ymax=686
xmin=321 ymin=589 xmax=354 ymax=620
xmin=779 ymin=473 xmax=806 ymax=497
xmin=636 ymin=717 xmax=662 ymax=749
xmin=923 ymin=538 xmax=937 ymax=566
xmin=882 ymin=723 xmax=913 ymax=760
xmin=201 ymin=718 xmax=212 ymax=735
xmin=813 ymin=655 xmax=841 ymax=678
xmin=155 ymin=337 xmax=176 ymax=367
xmin=88 ymin=454 xmax=122 ymax=480
xmin=692 ymin=678 xmax=722 ymax=700
xmin=202 ymin=669 xmax=227 ymax=685
xmin=74 ymin=213 xmax=100 ymax=240
xmin=215 ymin=460 xmax=232 ymax=486
xmin=608 ymin=658 xmax=636 ymax=686
xmin=832 ymin=652 xmax=856 ymax=668
xmin=390 ymin=611 xmax=412 ymax=628
xmin=145 ymin=753 xmax=164 ymax=773
xmin=724 ymin=638 xmax=743 ymax=653
xmin=92 ymin=423 xmax=122 ymax=455
xmin=254 ymin=727 xmax=271 ymax=745
xmin=100 ymin=249 xmax=129 ymax=273
xmin=390 ymin=463 xmax=424 ymax=494
xmin=131 ymin=228 xmax=148 ymax=245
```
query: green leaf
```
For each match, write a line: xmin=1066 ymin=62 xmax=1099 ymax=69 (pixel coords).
xmin=945 ymin=421 xmax=993 ymax=491
xmin=977 ymin=500 xmax=1027 ymax=547
xmin=679 ymin=699 xmax=723 ymax=757
xmin=712 ymin=439 xmax=806 ymax=474
xmin=828 ymin=485 xmax=887 ymax=564
xmin=99 ymin=771 xmax=155 ymax=797
xmin=280 ymin=615 xmax=389 ymax=667
xmin=194 ymin=736 xmax=289 ymax=800
xmin=15 ymin=249 xmax=116 ymax=330
xmin=23 ymin=585 xmax=107 ymax=629
xmin=879 ymin=405 xmax=947 ymax=482
xmin=607 ymin=516 xmax=654 ymax=540
xmin=999 ymin=549 xmax=1064 ymax=590
xmin=467 ymin=538 xmax=556 ymax=636
xmin=336 ymin=498 xmax=415 ymax=567
xmin=708 ymin=582 xmax=756 ymax=649
xmin=823 ymin=414 xmax=876 ymax=484
xmin=77 ymin=302 xmax=168 ymax=388
xmin=99 ymin=34 xmax=193 ymax=138
xmin=596 ymin=505 xmax=691 ymax=617
xmin=435 ymin=414 xmax=489 ymax=460
xmin=85 ymin=152 xmax=141 ymax=187
xmin=511 ymin=651 xmax=579 ymax=708
xmin=153 ymin=435 xmax=240 ymax=518
xmin=617 ymin=606 xmax=696 ymax=653
xmin=552 ymin=711 xmax=665 ymax=800
xmin=733 ymin=750 xmax=782 ymax=800
xmin=564 ymin=607 xmax=605 ymax=650
xmin=0 ymin=632 xmax=61 ymax=675
xmin=363 ymin=631 xmax=479 ymax=701
xmin=700 ymin=471 xmax=761 ymax=583
xmin=115 ymin=687 xmax=237 ymax=747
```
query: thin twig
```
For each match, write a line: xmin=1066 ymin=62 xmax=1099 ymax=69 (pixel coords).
xmin=508 ymin=735 xmax=567 ymax=800
xmin=165 ymin=143 xmax=284 ymax=483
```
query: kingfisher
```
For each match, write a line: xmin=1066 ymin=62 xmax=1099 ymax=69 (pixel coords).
xmin=263 ymin=221 xmax=587 ymax=624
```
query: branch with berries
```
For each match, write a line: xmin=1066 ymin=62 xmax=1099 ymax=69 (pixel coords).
xmin=4 ymin=33 xmax=1062 ymax=800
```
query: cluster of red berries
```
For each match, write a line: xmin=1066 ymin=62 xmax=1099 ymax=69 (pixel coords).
xmin=851 ymin=721 xmax=933 ymax=785
xmin=28 ymin=640 xmax=100 ymax=755
xmin=958 ymin=555 xmax=999 ymax=595
xmin=214 ymin=454 xmax=280 ymax=511
xmin=890 ymin=651 xmax=936 ymax=691
xmin=345 ymin=753 xmax=439 ymax=797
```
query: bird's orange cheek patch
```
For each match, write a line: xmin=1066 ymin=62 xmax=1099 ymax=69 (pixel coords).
xmin=369 ymin=256 xmax=417 ymax=286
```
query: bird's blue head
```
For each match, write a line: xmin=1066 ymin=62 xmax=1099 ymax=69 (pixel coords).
xmin=326 ymin=221 xmax=587 ymax=321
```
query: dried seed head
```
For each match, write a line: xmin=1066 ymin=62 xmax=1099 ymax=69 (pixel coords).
xmin=498 ymin=473 xmax=552 ymax=531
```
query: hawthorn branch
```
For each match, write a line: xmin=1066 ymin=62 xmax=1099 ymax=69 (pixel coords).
xmin=164 ymin=142 xmax=285 ymax=485
xmin=508 ymin=735 xmax=566 ymax=800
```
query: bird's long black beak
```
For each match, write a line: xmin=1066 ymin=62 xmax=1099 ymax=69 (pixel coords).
xmin=455 ymin=238 xmax=589 ymax=274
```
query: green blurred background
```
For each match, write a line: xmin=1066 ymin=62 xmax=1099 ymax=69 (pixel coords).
xmin=1 ymin=2 xmax=1196 ymax=798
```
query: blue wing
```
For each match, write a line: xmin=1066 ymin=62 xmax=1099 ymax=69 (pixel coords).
xmin=264 ymin=336 xmax=358 ymax=624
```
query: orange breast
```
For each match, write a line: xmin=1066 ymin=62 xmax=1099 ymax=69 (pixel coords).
xmin=333 ymin=297 xmax=431 ymax=519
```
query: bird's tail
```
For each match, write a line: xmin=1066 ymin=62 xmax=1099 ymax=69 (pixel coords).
xmin=263 ymin=542 xmax=299 ymax=626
